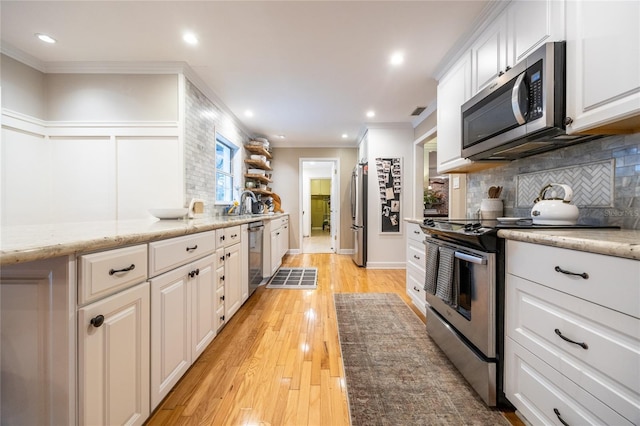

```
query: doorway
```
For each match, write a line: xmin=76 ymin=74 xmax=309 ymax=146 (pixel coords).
xmin=299 ymin=159 xmax=340 ymax=254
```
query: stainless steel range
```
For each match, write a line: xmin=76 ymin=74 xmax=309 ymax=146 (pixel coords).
xmin=420 ymin=218 xmax=618 ymax=407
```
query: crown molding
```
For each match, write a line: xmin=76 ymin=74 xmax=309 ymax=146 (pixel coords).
xmin=1 ymin=42 xmax=47 ymax=72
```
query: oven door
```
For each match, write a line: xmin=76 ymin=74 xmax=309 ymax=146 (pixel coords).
xmin=425 ymin=239 xmax=496 ymax=358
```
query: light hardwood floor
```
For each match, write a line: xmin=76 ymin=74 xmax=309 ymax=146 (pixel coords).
xmin=146 ymin=253 xmax=521 ymax=425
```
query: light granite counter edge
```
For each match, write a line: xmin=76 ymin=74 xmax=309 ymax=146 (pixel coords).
xmin=497 ymin=229 xmax=640 ymax=261
xmin=0 ymin=214 xmax=287 ymax=266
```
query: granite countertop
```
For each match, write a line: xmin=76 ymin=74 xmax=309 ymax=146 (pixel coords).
xmin=405 ymin=217 xmax=639 ymax=261
xmin=497 ymin=228 xmax=640 ymax=261
xmin=0 ymin=213 xmax=287 ymax=266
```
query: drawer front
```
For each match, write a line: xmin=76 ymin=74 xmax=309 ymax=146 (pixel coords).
xmin=78 ymin=244 xmax=148 ymax=305
xmin=406 ymin=222 xmax=424 ymax=243
xmin=149 ymin=231 xmax=216 ymax=277
xmin=224 ymin=226 xmax=241 ymax=246
xmin=406 ymin=239 xmax=426 ymax=272
xmin=506 ymin=240 xmax=640 ymax=318
xmin=406 ymin=266 xmax=425 ymax=302
xmin=505 ymin=338 xmax=633 ymax=426
xmin=506 ymin=274 xmax=640 ymax=421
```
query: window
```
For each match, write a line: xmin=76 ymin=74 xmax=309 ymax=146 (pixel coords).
xmin=215 ymin=133 xmax=237 ymax=204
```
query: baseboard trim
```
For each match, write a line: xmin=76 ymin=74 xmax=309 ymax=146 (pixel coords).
xmin=365 ymin=261 xmax=406 ymax=269
xmin=339 ymin=249 xmax=354 ymax=255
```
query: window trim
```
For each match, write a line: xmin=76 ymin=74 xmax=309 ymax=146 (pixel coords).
xmin=214 ymin=132 xmax=238 ymax=205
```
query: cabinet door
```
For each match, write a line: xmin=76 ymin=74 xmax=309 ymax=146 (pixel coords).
xmin=436 ymin=52 xmax=473 ymax=173
xmin=191 ymin=254 xmax=216 ymax=360
xmin=270 ymin=228 xmax=282 ymax=275
xmin=224 ymin=243 xmax=243 ymax=320
xmin=565 ymin=0 xmax=640 ymax=133
xmin=279 ymin=220 xmax=289 ymax=259
xmin=507 ymin=0 xmax=565 ymax=66
xmin=78 ymin=282 xmax=150 ymax=426
xmin=240 ymin=224 xmax=249 ymax=303
xmin=150 ymin=264 xmax=191 ymax=410
xmin=471 ymin=12 xmax=508 ymax=93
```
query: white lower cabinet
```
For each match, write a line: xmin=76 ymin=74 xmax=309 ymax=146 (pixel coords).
xmin=0 ymin=257 xmax=76 ymax=426
xmin=78 ymin=282 xmax=150 ymax=426
xmin=149 ymin=254 xmax=216 ymax=410
xmin=405 ymin=222 xmax=426 ymax=315
xmin=504 ymin=240 xmax=640 ymax=425
xmin=224 ymin=242 xmax=242 ymax=321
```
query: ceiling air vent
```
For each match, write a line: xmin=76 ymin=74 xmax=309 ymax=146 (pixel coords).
xmin=410 ymin=106 xmax=426 ymax=116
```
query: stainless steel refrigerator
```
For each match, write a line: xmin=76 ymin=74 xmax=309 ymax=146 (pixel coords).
xmin=350 ymin=162 xmax=367 ymax=267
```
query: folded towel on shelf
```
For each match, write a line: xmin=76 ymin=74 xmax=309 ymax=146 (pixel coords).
xmin=423 ymin=243 xmax=439 ymax=294
xmin=435 ymin=246 xmax=458 ymax=307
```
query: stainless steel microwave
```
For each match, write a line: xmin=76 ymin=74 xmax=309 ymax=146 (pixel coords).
xmin=461 ymin=41 xmax=600 ymax=161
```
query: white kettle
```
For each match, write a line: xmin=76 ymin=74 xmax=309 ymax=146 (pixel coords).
xmin=531 ymin=183 xmax=579 ymax=225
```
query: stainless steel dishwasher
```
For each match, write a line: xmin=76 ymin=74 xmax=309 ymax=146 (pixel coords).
xmin=247 ymin=221 xmax=264 ymax=296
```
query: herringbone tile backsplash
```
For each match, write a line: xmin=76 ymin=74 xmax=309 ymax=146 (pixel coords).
xmin=466 ymin=133 xmax=640 ymax=229
xmin=516 ymin=160 xmax=614 ymax=207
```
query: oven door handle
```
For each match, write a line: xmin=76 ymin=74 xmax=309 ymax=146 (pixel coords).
xmin=454 ymin=251 xmax=487 ymax=265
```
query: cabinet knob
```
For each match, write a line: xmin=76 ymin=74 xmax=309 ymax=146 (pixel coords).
xmin=220 ymin=256 xmax=225 ymax=262
xmin=188 ymin=268 xmax=200 ymax=278
xmin=413 ymin=286 xmax=421 ymax=292
xmin=564 ymin=117 xmax=574 ymax=126
xmin=505 ymin=65 xmax=511 ymax=71
xmin=220 ymin=295 xmax=225 ymax=301
xmin=221 ymin=275 xmax=225 ymax=281
xmin=498 ymin=70 xmax=504 ymax=76
xmin=90 ymin=315 xmax=105 ymax=328
xmin=220 ymin=315 xmax=225 ymax=322
xmin=186 ymin=245 xmax=198 ymax=252
xmin=227 ymin=252 xmax=231 ymax=258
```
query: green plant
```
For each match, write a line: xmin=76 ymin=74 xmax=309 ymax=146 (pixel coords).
xmin=423 ymin=189 xmax=443 ymax=206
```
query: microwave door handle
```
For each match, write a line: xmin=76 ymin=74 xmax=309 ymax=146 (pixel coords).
xmin=511 ymin=72 xmax=528 ymax=125
xmin=454 ymin=251 xmax=487 ymax=265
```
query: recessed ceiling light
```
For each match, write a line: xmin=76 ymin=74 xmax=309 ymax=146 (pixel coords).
xmin=244 ymin=110 xmax=254 ymax=118
xmin=366 ymin=110 xmax=375 ymax=118
xmin=183 ymin=33 xmax=198 ymax=45
xmin=35 ymin=33 xmax=56 ymax=44
xmin=341 ymin=133 xmax=348 ymax=139
xmin=277 ymin=134 xmax=286 ymax=139
xmin=390 ymin=51 xmax=404 ymax=66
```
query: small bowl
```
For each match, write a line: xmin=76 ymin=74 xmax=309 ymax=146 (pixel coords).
xmin=148 ymin=208 xmax=188 ymax=219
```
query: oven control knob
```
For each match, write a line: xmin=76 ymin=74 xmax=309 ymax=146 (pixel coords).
xmin=472 ymin=222 xmax=482 ymax=229
xmin=423 ymin=219 xmax=435 ymax=227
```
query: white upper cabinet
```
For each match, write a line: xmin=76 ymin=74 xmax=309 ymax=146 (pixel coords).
xmin=565 ymin=0 xmax=640 ymax=133
xmin=472 ymin=12 xmax=508 ymax=94
xmin=436 ymin=0 xmax=568 ymax=174
xmin=507 ymin=0 xmax=565 ymax=66
xmin=437 ymin=52 xmax=473 ymax=174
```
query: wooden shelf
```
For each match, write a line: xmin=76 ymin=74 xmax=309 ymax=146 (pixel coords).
xmin=244 ymin=174 xmax=272 ymax=184
xmin=249 ymin=188 xmax=273 ymax=196
xmin=244 ymin=145 xmax=272 ymax=159
xmin=244 ymin=159 xmax=272 ymax=171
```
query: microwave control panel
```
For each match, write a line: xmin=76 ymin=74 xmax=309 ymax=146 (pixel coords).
xmin=528 ymin=60 xmax=544 ymax=121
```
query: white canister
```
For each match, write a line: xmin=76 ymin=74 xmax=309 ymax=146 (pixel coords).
xmin=480 ymin=199 xmax=503 ymax=220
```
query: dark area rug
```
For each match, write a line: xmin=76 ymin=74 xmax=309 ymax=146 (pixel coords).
xmin=334 ymin=293 xmax=510 ymax=426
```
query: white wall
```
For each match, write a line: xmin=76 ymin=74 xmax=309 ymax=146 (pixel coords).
xmin=0 ymin=57 xmax=183 ymax=225
xmin=46 ymin=73 xmax=179 ymax=122
xmin=0 ymin=55 xmax=46 ymax=119
xmin=361 ymin=124 xmax=414 ymax=269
